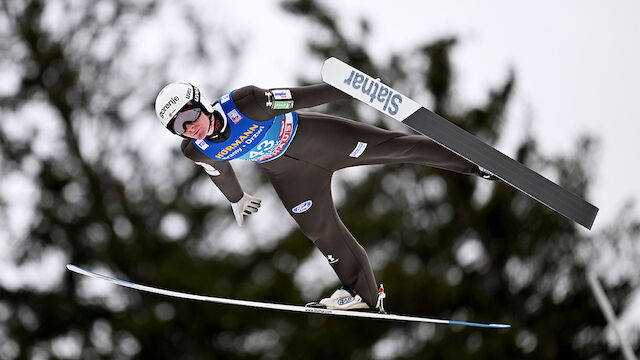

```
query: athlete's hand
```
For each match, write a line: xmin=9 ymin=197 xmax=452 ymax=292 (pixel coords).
xmin=231 ymin=192 xmax=262 ymax=226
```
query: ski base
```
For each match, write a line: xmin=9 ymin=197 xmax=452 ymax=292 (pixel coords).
xmin=67 ymin=264 xmax=510 ymax=329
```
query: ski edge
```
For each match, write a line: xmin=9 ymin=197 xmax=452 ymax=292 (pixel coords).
xmin=66 ymin=264 xmax=510 ymax=329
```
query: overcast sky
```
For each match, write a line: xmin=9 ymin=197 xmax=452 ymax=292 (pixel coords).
xmin=220 ymin=0 xmax=640 ymax=229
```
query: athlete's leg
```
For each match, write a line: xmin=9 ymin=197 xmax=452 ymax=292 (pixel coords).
xmin=260 ymin=156 xmax=379 ymax=307
xmin=289 ymin=112 xmax=476 ymax=174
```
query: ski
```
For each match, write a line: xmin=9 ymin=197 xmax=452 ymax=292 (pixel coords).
xmin=66 ymin=264 xmax=510 ymax=329
xmin=321 ymin=57 xmax=598 ymax=230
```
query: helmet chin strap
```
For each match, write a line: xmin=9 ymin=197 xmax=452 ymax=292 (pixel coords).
xmin=205 ymin=111 xmax=229 ymax=140
xmin=207 ymin=113 xmax=214 ymax=135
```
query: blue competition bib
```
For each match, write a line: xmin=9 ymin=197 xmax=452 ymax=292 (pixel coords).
xmin=238 ymin=111 xmax=298 ymax=163
xmin=192 ymin=91 xmax=298 ymax=163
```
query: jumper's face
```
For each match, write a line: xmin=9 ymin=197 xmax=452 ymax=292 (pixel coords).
xmin=181 ymin=112 xmax=211 ymax=140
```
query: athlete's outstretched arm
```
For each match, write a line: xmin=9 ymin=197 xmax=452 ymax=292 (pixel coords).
xmin=181 ymin=139 xmax=262 ymax=226
xmin=231 ymin=83 xmax=351 ymax=121
xmin=181 ymin=140 xmax=244 ymax=203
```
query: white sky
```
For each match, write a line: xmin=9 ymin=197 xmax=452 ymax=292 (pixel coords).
xmin=221 ymin=0 xmax=640 ymax=228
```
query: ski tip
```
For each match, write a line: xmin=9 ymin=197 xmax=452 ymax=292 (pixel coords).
xmin=321 ymin=57 xmax=343 ymax=80
xmin=322 ymin=57 xmax=339 ymax=66
xmin=449 ymin=320 xmax=511 ymax=329
xmin=66 ymin=264 xmax=89 ymax=276
xmin=66 ymin=264 xmax=88 ymax=276
xmin=489 ymin=324 xmax=511 ymax=329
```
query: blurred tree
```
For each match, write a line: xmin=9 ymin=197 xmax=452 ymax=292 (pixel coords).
xmin=279 ymin=1 xmax=639 ymax=359
xmin=0 ymin=0 xmax=279 ymax=358
xmin=0 ymin=0 xmax=638 ymax=359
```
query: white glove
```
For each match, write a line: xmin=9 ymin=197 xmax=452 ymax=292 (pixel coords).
xmin=231 ymin=192 xmax=262 ymax=226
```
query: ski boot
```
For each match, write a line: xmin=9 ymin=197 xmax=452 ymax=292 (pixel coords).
xmin=306 ymin=284 xmax=388 ymax=312
xmin=306 ymin=286 xmax=369 ymax=310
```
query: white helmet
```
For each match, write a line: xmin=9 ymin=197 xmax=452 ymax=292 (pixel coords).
xmin=154 ymin=82 xmax=215 ymax=135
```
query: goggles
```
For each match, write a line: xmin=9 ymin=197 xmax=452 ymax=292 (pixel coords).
xmin=170 ymin=104 xmax=202 ymax=135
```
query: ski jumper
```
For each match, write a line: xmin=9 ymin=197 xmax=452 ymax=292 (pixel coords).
xmin=181 ymin=84 xmax=477 ymax=307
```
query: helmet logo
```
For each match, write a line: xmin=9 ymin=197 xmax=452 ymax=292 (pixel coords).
xmin=158 ymin=96 xmax=180 ymax=119
xmin=193 ymin=86 xmax=200 ymax=102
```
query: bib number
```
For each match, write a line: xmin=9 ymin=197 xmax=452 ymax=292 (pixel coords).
xmin=249 ymin=140 xmax=276 ymax=159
